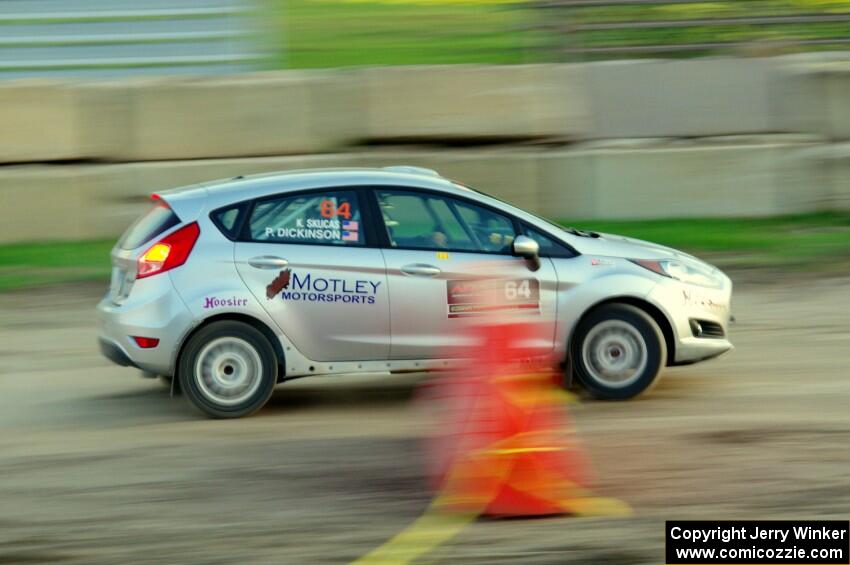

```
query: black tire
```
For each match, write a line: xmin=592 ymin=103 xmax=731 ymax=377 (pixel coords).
xmin=178 ymin=321 xmax=278 ymax=418
xmin=571 ymin=303 xmax=666 ymax=400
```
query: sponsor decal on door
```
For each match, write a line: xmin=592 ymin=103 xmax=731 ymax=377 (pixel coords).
xmin=267 ymin=269 xmax=381 ymax=305
xmin=446 ymin=278 xmax=540 ymax=318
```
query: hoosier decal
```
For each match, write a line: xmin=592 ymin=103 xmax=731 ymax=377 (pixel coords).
xmin=203 ymin=296 xmax=249 ymax=309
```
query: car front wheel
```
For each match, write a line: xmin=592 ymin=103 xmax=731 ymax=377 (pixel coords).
xmin=571 ymin=303 xmax=666 ymax=400
xmin=178 ymin=321 xmax=278 ymax=418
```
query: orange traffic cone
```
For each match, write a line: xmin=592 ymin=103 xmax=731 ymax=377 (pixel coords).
xmin=354 ymin=319 xmax=630 ymax=564
xmin=426 ymin=321 xmax=630 ymax=518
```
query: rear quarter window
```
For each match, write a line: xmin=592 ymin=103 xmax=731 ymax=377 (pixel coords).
xmin=118 ymin=202 xmax=180 ymax=250
xmin=210 ymin=204 xmax=244 ymax=240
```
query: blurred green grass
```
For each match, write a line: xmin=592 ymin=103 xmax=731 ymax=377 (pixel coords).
xmin=271 ymin=0 xmax=537 ymax=68
xmin=0 ymin=240 xmax=114 ymax=292
xmin=2 ymin=214 xmax=849 ymax=292
xmin=270 ymin=0 xmax=850 ymax=68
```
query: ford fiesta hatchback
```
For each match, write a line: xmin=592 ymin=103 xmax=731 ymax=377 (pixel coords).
xmin=97 ymin=167 xmax=733 ymax=418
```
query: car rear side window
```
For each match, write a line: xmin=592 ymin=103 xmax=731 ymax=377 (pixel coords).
xmin=247 ymin=190 xmax=364 ymax=246
xmin=211 ymin=205 xmax=243 ymax=240
xmin=118 ymin=202 xmax=180 ymax=250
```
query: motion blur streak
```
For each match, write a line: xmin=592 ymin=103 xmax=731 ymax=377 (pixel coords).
xmin=356 ymin=294 xmax=628 ymax=562
xmin=423 ymin=318 xmax=630 ymax=518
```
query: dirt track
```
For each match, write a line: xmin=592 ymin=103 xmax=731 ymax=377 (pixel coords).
xmin=1 ymin=279 xmax=849 ymax=564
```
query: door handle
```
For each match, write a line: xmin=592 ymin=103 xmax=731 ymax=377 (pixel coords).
xmin=401 ymin=263 xmax=442 ymax=277
xmin=248 ymin=256 xmax=289 ymax=270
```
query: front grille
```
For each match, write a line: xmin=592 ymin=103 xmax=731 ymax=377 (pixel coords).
xmin=690 ymin=319 xmax=725 ymax=339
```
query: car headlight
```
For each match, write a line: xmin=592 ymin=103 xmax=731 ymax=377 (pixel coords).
xmin=630 ymin=259 xmax=722 ymax=288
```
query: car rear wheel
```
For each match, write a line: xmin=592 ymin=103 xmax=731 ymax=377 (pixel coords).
xmin=571 ymin=303 xmax=666 ymax=400
xmin=178 ymin=321 xmax=278 ymax=418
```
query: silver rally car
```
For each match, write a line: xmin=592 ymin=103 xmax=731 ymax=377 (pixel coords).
xmin=97 ymin=166 xmax=733 ymax=418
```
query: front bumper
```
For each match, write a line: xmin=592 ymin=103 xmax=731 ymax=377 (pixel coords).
xmin=671 ymin=335 xmax=733 ymax=365
xmin=647 ymin=275 xmax=734 ymax=365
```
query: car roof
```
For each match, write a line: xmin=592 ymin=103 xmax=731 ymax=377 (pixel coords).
xmin=158 ymin=166 xmax=474 ymax=205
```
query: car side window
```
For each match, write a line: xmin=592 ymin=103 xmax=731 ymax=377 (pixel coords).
xmin=523 ymin=225 xmax=574 ymax=258
xmin=248 ymin=190 xmax=364 ymax=246
xmin=210 ymin=204 xmax=243 ymax=240
xmin=454 ymin=201 xmax=515 ymax=253
xmin=376 ymin=189 xmax=516 ymax=254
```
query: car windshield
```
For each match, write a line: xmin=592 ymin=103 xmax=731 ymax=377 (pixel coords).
xmin=455 ymin=183 xmax=599 ymax=238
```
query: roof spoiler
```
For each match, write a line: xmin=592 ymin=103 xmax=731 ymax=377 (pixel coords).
xmin=150 ymin=187 xmax=207 ymax=224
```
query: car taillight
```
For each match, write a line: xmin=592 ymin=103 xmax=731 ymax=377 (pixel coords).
xmin=137 ymin=222 xmax=200 ymax=279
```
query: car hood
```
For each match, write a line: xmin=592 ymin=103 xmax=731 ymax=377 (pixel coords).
xmin=569 ymin=231 xmax=703 ymax=263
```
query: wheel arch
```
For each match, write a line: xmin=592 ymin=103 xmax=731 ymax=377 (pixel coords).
xmin=173 ymin=313 xmax=287 ymax=386
xmin=569 ymin=296 xmax=676 ymax=366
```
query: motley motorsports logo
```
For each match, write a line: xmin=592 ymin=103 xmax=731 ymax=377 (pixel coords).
xmin=266 ymin=269 xmax=381 ymax=305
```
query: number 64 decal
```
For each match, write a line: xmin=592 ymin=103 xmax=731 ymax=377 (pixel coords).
xmin=320 ymin=200 xmax=352 ymax=220
xmin=504 ymin=279 xmax=532 ymax=300
xmin=447 ymin=278 xmax=540 ymax=318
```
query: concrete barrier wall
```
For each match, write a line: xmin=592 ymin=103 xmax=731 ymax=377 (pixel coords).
xmin=360 ymin=65 xmax=589 ymax=142
xmin=583 ymin=58 xmax=783 ymax=139
xmin=0 ymin=74 xmax=351 ymax=164
xmin=1 ymin=58 xmax=849 ymax=164
xmin=771 ymin=61 xmax=850 ymax=141
xmin=0 ymin=65 xmax=590 ymax=164
xmin=570 ymin=138 xmax=826 ymax=219
xmin=0 ymin=81 xmax=87 ymax=164
xmin=0 ymin=166 xmax=91 ymax=241
xmin=1 ymin=59 xmax=849 ymax=243
xmin=821 ymin=64 xmax=850 ymax=141
xmin=808 ymin=143 xmax=850 ymax=211
xmin=114 ymin=73 xmax=365 ymax=161
xmin=0 ymin=139 xmax=830 ymax=243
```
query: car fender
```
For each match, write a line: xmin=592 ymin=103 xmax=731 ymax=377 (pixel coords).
xmin=555 ymin=272 xmax=660 ymax=355
xmin=166 ymin=232 xmax=294 ymax=375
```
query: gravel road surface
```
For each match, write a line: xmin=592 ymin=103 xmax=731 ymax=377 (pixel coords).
xmin=1 ymin=279 xmax=849 ymax=564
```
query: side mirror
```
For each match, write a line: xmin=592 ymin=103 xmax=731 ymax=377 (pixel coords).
xmin=512 ymin=235 xmax=541 ymax=272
